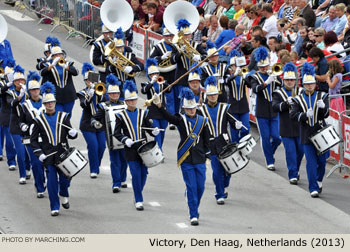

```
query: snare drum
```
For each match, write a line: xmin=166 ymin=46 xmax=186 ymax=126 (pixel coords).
xmin=218 ymin=143 xmax=249 ymax=174
xmin=237 ymin=141 xmax=252 ymax=156
xmin=309 ymin=125 xmax=341 ymax=155
xmin=239 ymin=134 xmax=257 ymax=148
xmin=105 ymin=104 xmax=126 ymax=150
xmin=137 ymin=141 xmax=164 ymax=168
xmin=55 ymin=148 xmax=88 ymax=179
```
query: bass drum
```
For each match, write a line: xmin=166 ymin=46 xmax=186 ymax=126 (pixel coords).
xmin=218 ymin=143 xmax=249 ymax=174
xmin=105 ymin=104 xmax=127 ymax=150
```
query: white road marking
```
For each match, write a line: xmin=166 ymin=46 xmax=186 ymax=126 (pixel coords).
xmin=148 ymin=201 xmax=161 ymax=207
xmin=176 ymin=223 xmax=188 ymax=228
xmin=0 ymin=10 xmax=35 ymax=21
xmin=80 ymin=150 xmax=88 ymax=154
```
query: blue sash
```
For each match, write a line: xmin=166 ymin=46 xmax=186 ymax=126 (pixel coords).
xmin=177 ymin=115 xmax=206 ymax=167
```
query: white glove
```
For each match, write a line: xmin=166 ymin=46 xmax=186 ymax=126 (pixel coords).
xmin=192 ymin=54 xmax=201 ymax=62
xmin=287 ymin=97 xmax=293 ymax=105
xmin=219 ymin=78 xmax=225 ymax=84
xmin=124 ymin=66 xmax=133 ymax=73
xmin=88 ymin=88 xmax=95 ymax=97
xmin=152 ymin=127 xmax=160 ymax=136
xmin=52 ymin=57 xmax=60 ymax=66
xmin=7 ymin=72 xmax=14 ymax=83
xmin=151 ymin=75 xmax=158 ymax=84
xmin=234 ymin=67 xmax=240 ymax=76
xmin=46 ymin=54 xmax=52 ymax=61
xmin=19 ymin=88 xmax=25 ymax=97
xmin=6 ymin=81 xmax=13 ymax=87
xmin=317 ymin=99 xmax=325 ymax=109
xmin=152 ymin=94 xmax=161 ymax=105
xmin=125 ymin=138 xmax=134 ymax=148
xmin=306 ymin=108 xmax=313 ymax=118
xmin=21 ymin=124 xmax=29 ymax=132
xmin=39 ymin=154 xmax=47 ymax=162
xmin=161 ymin=51 xmax=171 ymax=60
xmin=265 ymin=75 xmax=276 ymax=85
xmin=94 ymin=121 xmax=102 ymax=129
xmin=68 ymin=128 xmax=77 ymax=137
xmin=235 ymin=120 xmax=243 ymax=130
xmin=64 ymin=62 xmax=70 ymax=69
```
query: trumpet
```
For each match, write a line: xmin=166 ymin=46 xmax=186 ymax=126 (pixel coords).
xmin=174 ymin=30 xmax=200 ymax=62
xmin=238 ymin=66 xmax=249 ymax=77
xmin=58 ymin=57 xmax=66 ymax=66
xmin=269 ymin=63 xmax=283 ymax=76
xmin=95 ymin=82 xmax=106 ymax=96
xmin=157 ymin=76 xmax=164 ymax=83
xmin=0 ymin=67 xmax=3 ymax=75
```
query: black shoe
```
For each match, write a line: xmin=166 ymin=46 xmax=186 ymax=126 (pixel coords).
xmin=37 ymin=193 xmax=44 ymax=198
xmin=224 ymin=192 xmax=228 ymax=199
xmin=0 ymin=156 xmax=3 ymax=161
xmin=190 ymin=218 xmax=199 ymax=226
xmin=318 ymin=187 xmax=322 ymax=194
xmin=289 ymin=178 xmax=298 ymax=185
xmin=121 ymin=183 xmax=127 ymax=188
xmin=62 ymin=202 xmax=70 ymax=209
xmin=113 ymin=187 xmax=121 ymax=193
xmin=135 ymin=202 xmax=144 ymax=211
xmin=311 ymin=191 xmax=319 ymax=198
xmin=216 ymin=198 xmax=225 ymax=205
xmin=51 ymin=210 xmax=59 ymax=216
xmin=169 ymin=124 xmax=176 ymax=130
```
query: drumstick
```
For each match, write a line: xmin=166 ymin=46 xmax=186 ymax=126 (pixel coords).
xmin=226 ymin=113 xmax=248 ymax=130
xmin=58 ymin=122 xmax=81 ymax=134
xmin=133 ymin=138 xmax=146 ymax=143
xmin=46 ymin=151 xmax=57 ymax=158
xmin=142 ymin=127 xmax=165 ymax=131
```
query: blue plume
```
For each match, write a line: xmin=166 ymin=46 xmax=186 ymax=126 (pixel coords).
xmin=115 ymin=28 xmax=125 ymax=40
xmin=190 ymin=63 xmax=202 ymax=75
xmin=106 ymin=74 xmax=120 ymax=85
xmin=45 ymin=36 xmax=53 ymax=44
xmin=204 ymin=76 xmax=217 ymax=88
xmin=206 ymin=41 xmax=215 ymax=50
xmin=123 ymin=80 xmax=138 ymax=93
xmin=180 ymin=87 xmax=195 ymax=100
xmin=82 ymin=62 xmax=94 ymax=76
xmin=145 ymin=58 xmax=158 ymax=69
xmin=5 ymin=58 xmax=16 ymax=68
xmin=254 ymin=46 xmax=269 ymax=62
xmin=283 ymin=62 xmax=297 ymax=73
xmin=229 ymin=50 xmax=241 ymax=58
xmin=14 ymin=65 xmax=25 ymax=74
xmin=301 ymin=62 xmax=315 ymax=77
xmin=50 ymin=37 xmax=61 ymax=47
xmin=40 ymin=81 xmax=56 ymax=95
xmin=27 ymin=71 xmax=41 ymax=82
xmin=176 ymin=19 xmax=191 ymax=31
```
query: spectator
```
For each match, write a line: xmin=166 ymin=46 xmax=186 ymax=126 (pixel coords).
xmin=197 ymin=6 xmax=205 ymax=17
xmin=257 ymin=3 xmax=266 ymax=26
xmin=272 ymin=0 xmax=284 ymax=13
xmin=339 ymin=15 xmax=350 ymax=42
xmin=245 ymin=5 xmax=261 ymax=40
xmin=241 ymin=25 xmax=265 ymax=55
xmin=302 ymin=41 xmax=316 ymax=60
xmin=131 ymin=0 xmax=146 ymax=24
xmin=222 ymin=0 xmax=236 ymax=19
xmin=280 ymin=54 xmax=292 ymax=65
xmin=193 ymin=17 xmax=208 ymax=43
xmin=262 ymin=3 xmax=279 ymax=39
xmin=146 ymin=3 xmax=163 ymax=32
xmin=320 ymin=6 xmax=338 ymax=32
xmin=268 ymin=36 xmax=279 ymax=64
xmin=314 ymin=27 xmax=326 ymax=49
xmin=247 ymin=36 xmax=269 ymax=71
xmin=211 ymin=0 xmax=225 ymax=17
xmin=215 ymin=17 xmax=236 ymax=55
xmin=308 ymin=47 xmax=329 ymax=92
xmin=307 ymin=27 xmax=316 ymax=43
xmin=233 ymin=0 xmax=245 ymax=20
xmin=291 ymin=18 xmax=306 ymax=56
xmin=298 ymin=0 xmax=316 ymax=27
xmin=324 ymin=31 xmax=346 ymax=61
xmin=315 ymin=0 xmax=331 ymax=16
xmin=326 ymin=59 xmax=345 ymax=113
xmin=148 ymin=0 xmax=165 ymax=13
xmin=239 ymin=3 xmax=251 ymax=30
xmin=224 ymin=24 xmax=246 ymax=53
xmin=207 ymin=15 xmax=223 ymax=42
xmin=334 ymin=3 xmax=347 ymax=36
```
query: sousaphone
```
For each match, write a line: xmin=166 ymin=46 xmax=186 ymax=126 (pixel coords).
xmin=0 ymin=14 xmax=8 ymax=44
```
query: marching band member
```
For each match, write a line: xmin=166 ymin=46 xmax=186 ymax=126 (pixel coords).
xmin=153 ymin=87 xmax=210 ymax=226
xmin=187 ymin=64 xmax=204 ymax=107
xmin=36 ymin=36 xmax=53 ymax=72
xmin=150 ymin=28 xmax=177 ymax=123
xmin=249 ymin=47 xmax=282 ymax=171
xmin=226 ymin=50 xmax=251 ymax=143
xmin=199 ymin=76 xmax=242 ymax=205
xmin=0 ymin=59 xmax=4 ymax=161
xmin=8 ymin=65 xmax=31 ymax=184
xmin=141 ymin=58 xmax=169 ymax=150
xmin=77 ymin=63 xmax=106 ymax=179
xmin=106 ymin=28 xmax=144 ymax=100
xmin=170 ymin=19 xmax=207 ymax=113
xmin=0 ymin=34 xmax=13 ymax=62
xmin=92 ymin=24 xmax=114 ymax=83
xmin=290 ymin=63 xmax=329 ymax=198
xmin=272 ymin=63 xmax=304 ymax=185
xmin=19 ymin=71 xmax=46 ymax=197
xmin=114 ymin=80 xmax=159 ymax=210
xmin=91 ymin=74 xmax=128 ymax=192
xmin=201 ymin=41 xmax=228 ymax=103
xmin=31 ymin=82 xmax=78 ymax=216
xmin=40 ymin=38 xmax=78 ymax=115
xmin=0 ymin=58 xmax=17 ymax=170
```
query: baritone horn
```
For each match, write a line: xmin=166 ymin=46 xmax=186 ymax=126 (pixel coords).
xmin=95 ymin=82 xmax=106 ymax=96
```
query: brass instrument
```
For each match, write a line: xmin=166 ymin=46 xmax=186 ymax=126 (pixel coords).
xmin=105 ymin=40 xmax=136 ymax=78
xmin=95 ymin=82 xmax=106 ymax=96
xmin=271 ymin=63 xmax=283 ymax=76
xmin=238 ymin=67 xmax=249 ymax=78
xmin=158 ymin=52 xmax=172 ymax=68
xmin=173 ymin=30 xmax=200 ymax=61
xmin=0 ymin=67 xmax=4 ymax=75
xmin=58 ymin=57 xmax=66 ymax=66
xmin=157 ymin=76 xmax=165 ymax=83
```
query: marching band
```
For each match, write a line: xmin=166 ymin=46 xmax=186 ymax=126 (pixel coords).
xmin=0 ymin=0 xmax=340 ymax=226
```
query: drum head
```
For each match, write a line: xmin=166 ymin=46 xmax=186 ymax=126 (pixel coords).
xmin=239 ymin=134 xmax=251 ymax=143
xmin=57 ymin=148 xmax=74 ymax=163
xmin=237 ymin=141 xmax=248 ymax=149
xmin=138 ymin=141 xmax=156 ymax=153
xmin=219 ymin=143 xmax=237 ymax=159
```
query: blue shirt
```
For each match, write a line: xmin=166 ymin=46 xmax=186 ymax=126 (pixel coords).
xmin=321 ymin=16 xmax=338 ymax=33
xmin=334 ymin=15 xmax=347 ymax=36
xmin=215 ymin=30 xmax=235 ymax=56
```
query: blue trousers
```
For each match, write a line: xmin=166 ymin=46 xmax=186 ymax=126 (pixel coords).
xmin=25 ymin=145 xmax=45 ymax=193
xmin=110 ymin=148 xmax=128 ymax=187
xmin=180 ymin=162 xmax=206 ymax=219
xmin=256 ymin=116 xmax=281 ymax=166
xmin=11 ymin=134 xmax=30 ymax=178
xmin=165 ymin=88 xmax=175 ymax=115
xmin=128 ymin=160 xmax=148 ymax=203
xmin=82 ymin=131 xmax=106 ymax=174
xmin=230 ymin=112 xmax=250 ymax=143
xmin=173 ymin=85 xmax=184 ymax=114
xmin=303 ymin=144 xmax=328 ymax=193
xmin=56 ymin=101 xmax=75 ymax=117
xmin=152 ymin=119 xmax=168 ymax=150
xmin=282 ymin=137 xmax=304 ymax=180
xmin=210 ymin=155 xmax=231 ymax=199
xmin=46 ymin=165 xmax=71 ymax=211
xmin=3 ymin=126 xmax=16 ymax=166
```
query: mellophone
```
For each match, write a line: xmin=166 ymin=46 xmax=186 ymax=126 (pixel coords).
xmin=218 ymin=134 xmax=257 ymax=174
xmin=309 ymin=124 xmax=341 ymax=155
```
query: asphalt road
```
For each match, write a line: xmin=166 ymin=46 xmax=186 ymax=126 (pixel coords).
xmin=0 ymin=2 xmax=350 ymax=234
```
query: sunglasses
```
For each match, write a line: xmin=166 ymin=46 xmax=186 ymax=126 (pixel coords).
xmin=314 ymin=34 xmax=322 ymax=37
